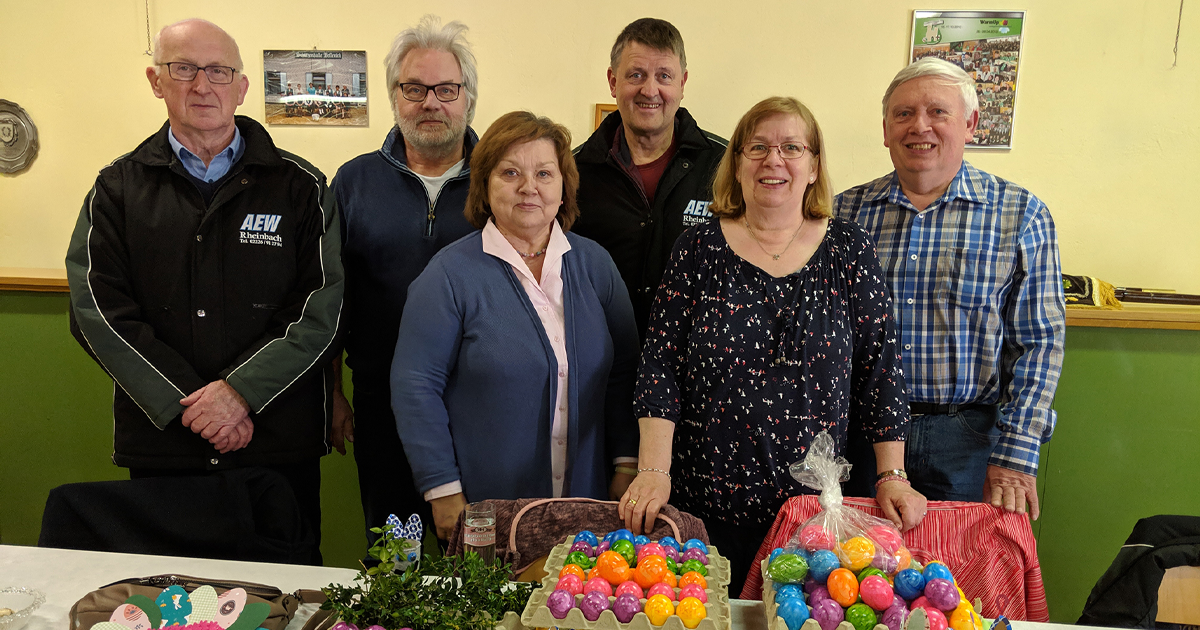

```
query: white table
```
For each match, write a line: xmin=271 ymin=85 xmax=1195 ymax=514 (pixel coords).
xmin=0 ymin=545 xmax=359 ymax=630
xmin=0 ymin=545 xmax=1092 ymax=630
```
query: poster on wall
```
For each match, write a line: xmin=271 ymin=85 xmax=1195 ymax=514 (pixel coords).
xmin=910 ymin=11 xmax=1025 ymax=149
xmin=263 ymin=50 xmax=368 ymax=126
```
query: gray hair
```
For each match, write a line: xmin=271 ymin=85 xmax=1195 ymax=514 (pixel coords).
xmin=882 ymin=57 xmax=978 ymax=118
xmin=609 ymin=18 xmax=687 ymax=73
xmin=385 ymin=15 xmax=478 ymax=125
xmin=151 ymin=19 xmax=244 ymax=71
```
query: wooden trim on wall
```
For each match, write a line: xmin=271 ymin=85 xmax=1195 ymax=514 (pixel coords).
xmin=1066 ymin=303 xmax=1200 ymax=331
xmin=0 ymin=267 xmax=69 ymax=293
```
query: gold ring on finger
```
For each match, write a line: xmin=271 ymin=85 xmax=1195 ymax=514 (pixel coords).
xmin=629 ymin=499 xmax=637 ymax=506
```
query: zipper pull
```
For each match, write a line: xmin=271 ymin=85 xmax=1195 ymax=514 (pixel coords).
xmin=425 ymin=206 xmax=435 ymax=237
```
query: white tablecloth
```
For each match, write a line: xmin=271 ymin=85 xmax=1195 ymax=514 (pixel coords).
xmin=0 ymin=545 xmax=1091 ymax=630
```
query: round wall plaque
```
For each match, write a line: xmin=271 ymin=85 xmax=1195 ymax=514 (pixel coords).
xmin=0 ymin=99 xmax=39 ymax=173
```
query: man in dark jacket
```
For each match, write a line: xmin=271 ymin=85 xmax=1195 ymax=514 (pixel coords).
xmin=330 ymin=15 xmax=478 ymax=547
xmin=65 ymin=19 xmax=343 ymax=564
xmin=573 ymin=18 xmax=727 ymax=337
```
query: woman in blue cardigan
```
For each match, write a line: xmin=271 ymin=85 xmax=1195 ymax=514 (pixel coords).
xmin=391 ymin=111 xmax=641 ymax=540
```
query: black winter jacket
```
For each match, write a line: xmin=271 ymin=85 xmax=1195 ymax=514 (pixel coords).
xmin=66 ymin=116 xmax=344 ymax=469
xmin=572 ymin=107 xmax=726 ymax=337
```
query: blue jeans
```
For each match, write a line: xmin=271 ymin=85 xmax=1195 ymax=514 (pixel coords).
xmin=843 ymin=405 xmax=1000 ymax=502
xmin=905 ymin=406 xmax=1001 ymax=501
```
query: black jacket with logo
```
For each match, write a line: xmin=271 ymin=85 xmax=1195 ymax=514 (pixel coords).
xmin=572 ymin=107 xmax=726 ymax=337
xmin=66 ymin=116 xmax=345 ymax=469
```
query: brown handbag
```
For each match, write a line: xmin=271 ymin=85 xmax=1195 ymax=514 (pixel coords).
xmin=68 ymin=574 xmax=326 ymax=630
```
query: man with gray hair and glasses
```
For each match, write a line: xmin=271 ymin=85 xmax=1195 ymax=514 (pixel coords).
xmin=330 ymin=15 xmax=479 ymax=548
xmin=66 ymin=18 xmax=343 ymax=564
xmin=837 ymin=57 xmax=1065 ymax=521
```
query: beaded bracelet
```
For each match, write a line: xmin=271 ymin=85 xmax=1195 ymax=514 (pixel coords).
xmin=614 ymin=466 xmax=639 ymax=476
xmin=875 ymin=475 xmax=911 ymax=489
xmin=638 ymin=467 xmax=671 ymax=479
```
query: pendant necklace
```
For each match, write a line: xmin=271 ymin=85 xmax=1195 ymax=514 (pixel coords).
xmin=744 ymin=215 xmax=806 ymax=260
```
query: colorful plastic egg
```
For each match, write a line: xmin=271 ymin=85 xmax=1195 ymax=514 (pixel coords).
xmin=867 ymin=524 xmax=904 ymax=554
xmin=949 ymin=603 xmax=982 ymax=630
xmin=808 ymin=585 xmax=831 ymax=604
xmin=546 ymin=589 xmax=575 ymax=619
xmin=682 ymin=547 xmax=709 ymax=565
xmin=679 ymin=571 xmax=708 ymax=589
xmin=634 ymin=555 xmax=670 ymax=589
xmin=575 ymin=530 xmax=600 ymax=547
xmin=610 ymin=539 xmax=637 ymax=567
xmin=893 ymin=568 xmax=925 ymax=600
xmin=839 ymin=536 xmax=876 ymax=572
xmin=811 ymin=598 xmax=844 ymax=630
xmin=808 ymin=549 xmax=840 ymax=582
xmin=776 ymin=597 xmax=810 ymax=630
xmin=803 ymin=576 xmax=820 ymax=594
xmin=598 ymin=540 xmax=611 ymax=554
xmin=638 ymin=542 xmax=667 ymax=562
xmin=557 ymin=573 xmax=584 ymax=596
xmin=644 ymin=594 xmax=675 ymax=626
xmin=660 ymin=570 xmax=678 ymax=588
xmin=603 ymin=530 xmax=618 ymax=544
xmin=911 ymin=596 xmax=936 ymax=613
xmin=611 ymin=528 xmax=635 ymax=543
xmin=658 ymin=536 xmax=681 ymax=551
xmin=584 ymin=577 xmax=614 ymax=597
xmin=565 ymin=550 xmax=594 ymax=570
xmin=927 ymin=607 xmax=949 ymax=630
xmin=648 ymin=582 xmax=675 ymax=600
xmin=846 ymin=603 xmax=878 ymax=630
xmin=588 ymin=566 xmax=601 ymax=581
xmin=571 ymin=540 xmax=596 ymax=557
xmin=616 ymin=580 xmax=643 ymax=598
xmin=595 ymin=550 xmax=633 ymax=585
xmin=894 ymin=547 xmax=913 ymax=573
xmin=682 ymin=538 xmax=708 ymax=553
xmin=871 ymin=547 xmax=899 ymax=574
xmin=665 ymin=555 xmax=679 ymax=575
xmin=580 ymin=590 xmax=610 ymax=621
xmin=677 ymin=596 xmax=707 ymax=630
xmin=769 ymin=547 xmax=786 ymax=564
xmin=799 ymin=524 xmax=836 ymax=551
xmin=826 ymin=568 xmax=859 ymax=607
xmin=860 ymin=574 xmax=895 ymax=611
xmin=924 ymin=561 xmax=955 ymax=584
xmin=559 ymin=563 xmax=587 ymax=581
xmin=776 ymin=584 xmax=804 ymax=602
xmin=680 ymin=583 xmax=708 ymax=603
xmin=665 ymin=546 xmax=681 ymax=565
xmin=881 ymin=604 xmax=908 ymax=630
xmin=680 ymin=559 xmax=708 ymax=577
xmin=612 ymin=593 xmax=642 ymax=624
xmin=767 ymin=553 xmax=809 ymax=584
xmin=925 ymin=578 xmax=960 ymax=611
xmin=634 ymin=534 xmax=651 ymax=548
xmin=858 ymin=567 xmax=888 ymax=583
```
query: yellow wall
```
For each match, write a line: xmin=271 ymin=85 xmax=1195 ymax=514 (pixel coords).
xmin=3 ymin=1 xmax=1198 ymax=292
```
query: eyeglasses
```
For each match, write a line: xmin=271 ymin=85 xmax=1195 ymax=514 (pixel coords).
xmin=396 ymin=82 xmax=463 ymax=103
xmin=740 ymin=142 xmax=812 ymax=160
xmin=161 ymin=62 xmax=239 ymax=84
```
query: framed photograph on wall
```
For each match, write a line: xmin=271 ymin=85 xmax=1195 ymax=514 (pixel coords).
xmin=594 ymin=103 xmax=618 ymax=131
xmin=910 ymin=11 xmax=1025 ymax=149
xmin=263 ymin=50 xmax=368 ymax=126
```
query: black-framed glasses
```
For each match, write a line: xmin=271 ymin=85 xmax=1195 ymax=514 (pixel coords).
xmin=396 ymin=82 xmax=463 ymax=103
xmin=740 ymin=142 xmax=812 ymax=160
xmin=161 ymin=62 xmax=239 ymax=84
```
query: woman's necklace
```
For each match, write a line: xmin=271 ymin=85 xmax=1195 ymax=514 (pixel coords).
xmin=517 ymin=247 xmax=547 ymax=259
xmin=744 ymin=215 xmax=806 ymax=261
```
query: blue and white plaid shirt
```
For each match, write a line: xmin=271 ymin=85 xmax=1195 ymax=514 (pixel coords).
xmin=835 ymin=161 xmax=1065 ymax=476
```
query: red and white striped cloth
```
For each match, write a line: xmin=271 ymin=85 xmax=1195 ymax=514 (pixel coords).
xmin=741 ymin=496 xmax=1049 ymax=621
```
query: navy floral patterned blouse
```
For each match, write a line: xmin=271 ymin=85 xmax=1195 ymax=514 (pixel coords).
xmin=634 ymin=217 xmax=910 ymax=528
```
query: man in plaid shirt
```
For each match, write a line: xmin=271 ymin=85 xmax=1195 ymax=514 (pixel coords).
xmin=837 ymin=58 xmax=1065 ymax=520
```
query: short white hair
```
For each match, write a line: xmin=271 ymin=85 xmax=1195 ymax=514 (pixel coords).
xmin=385 ymin=15 xmax=478 ymax=125
xmin=882 ymin=57 xmax=978 ymax=118
xmin=151 ymin=19 xmax=244 ymax=71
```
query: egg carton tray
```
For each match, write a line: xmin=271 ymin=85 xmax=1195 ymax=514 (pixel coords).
xmin=760 ymin=559 xmax=932 ymax=630
xmin=521 ymin=536 xmax=732 ymax=630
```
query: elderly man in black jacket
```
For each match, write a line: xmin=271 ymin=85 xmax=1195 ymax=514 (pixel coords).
xmin=65 ymin=18 xmax=343 ymax=564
